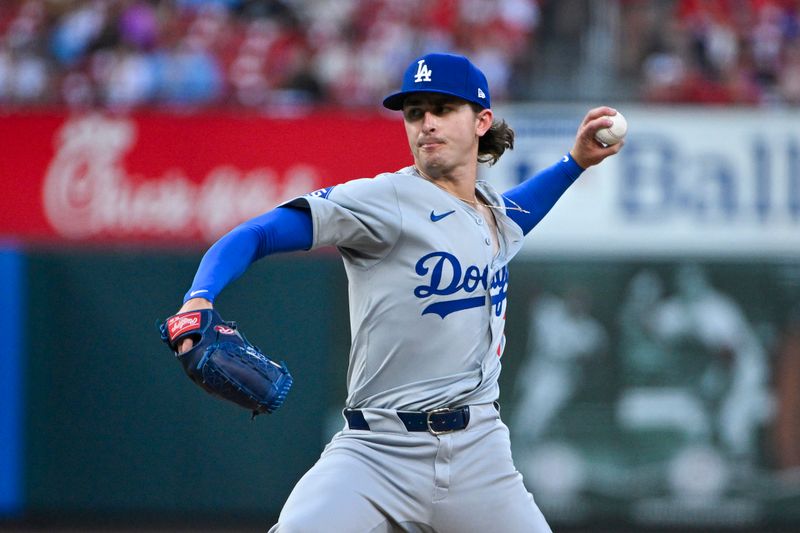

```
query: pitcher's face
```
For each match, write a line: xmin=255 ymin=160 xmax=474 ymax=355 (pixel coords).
xmin=402 ymin=94 xmax=492 ymax=179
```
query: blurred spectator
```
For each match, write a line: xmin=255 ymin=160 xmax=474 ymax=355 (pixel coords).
xmin=639 ymin=0 xmax=800 ymax=105
xmin=0 ymin=0 xmax=541 ymax=109
xmin=778 ymin=38 xmax=800 ymax=103
xmin=2 ymin=0 xmax=799 ymax=109
xmin=50 ymin=1 xmax=109 ymax=67
xmin=119 ymin=1 xmax=158 ymax=50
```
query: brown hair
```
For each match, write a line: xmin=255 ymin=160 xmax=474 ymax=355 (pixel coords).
xmin=471 ymin=103 xmax=514 ymax=166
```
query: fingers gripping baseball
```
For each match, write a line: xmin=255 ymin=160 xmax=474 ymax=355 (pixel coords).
xmin=570 ymin=107 xmax=625 ymax=169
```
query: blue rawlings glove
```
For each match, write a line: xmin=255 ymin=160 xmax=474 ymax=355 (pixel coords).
xmin=159 ymin=309 xmax=293 ymax=417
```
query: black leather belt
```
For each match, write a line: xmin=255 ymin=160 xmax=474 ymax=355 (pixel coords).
xmin=344 ymin=406 xmax=471 ymax=435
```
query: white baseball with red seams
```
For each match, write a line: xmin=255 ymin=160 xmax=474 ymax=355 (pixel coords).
xmin=594 ymin=111 xmax=627 ymax=146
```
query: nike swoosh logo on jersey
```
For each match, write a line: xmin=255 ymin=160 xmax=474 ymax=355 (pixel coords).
xmin=189 ymin=289 xmax=209 ymax=297
xmin=430 ymin=210 xmax=456 ymax=222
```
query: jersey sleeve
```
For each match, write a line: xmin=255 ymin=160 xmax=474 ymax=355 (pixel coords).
xmin=183 ymin=206 xmax=313 ymax=303
xmin=502 ymin=153 xmax=584 ymax=235
xmin=283 ymin=175 xmax=402 ymax=263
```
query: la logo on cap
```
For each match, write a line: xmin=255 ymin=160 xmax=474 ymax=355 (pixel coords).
xmin=414 ymin=59 xmax=432 ymax=83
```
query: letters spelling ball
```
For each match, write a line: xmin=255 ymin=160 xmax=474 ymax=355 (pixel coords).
xmin=594 ymin=112 xmax=627 ymax=146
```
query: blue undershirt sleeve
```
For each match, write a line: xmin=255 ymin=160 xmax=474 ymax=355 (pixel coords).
xmin=183 ymin=205 xmax=313 ymax=303
xmin=503 ymin=153 xmax=585 ymax=235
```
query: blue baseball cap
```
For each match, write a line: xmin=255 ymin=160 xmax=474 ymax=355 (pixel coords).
xmin=382 ymin=53 xmax=491 ymax=110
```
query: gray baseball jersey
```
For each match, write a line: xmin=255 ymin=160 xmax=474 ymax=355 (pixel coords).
xmin=270 ymin=167 xmax=551 ymax=533
xmin=286 ymin=165 xmax=524 ymax=411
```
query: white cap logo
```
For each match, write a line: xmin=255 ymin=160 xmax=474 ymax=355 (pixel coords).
xmin=414 ymin=60 xmax=433 ymax=83
xmin=477 ymin=88 xmax=485 ymax=99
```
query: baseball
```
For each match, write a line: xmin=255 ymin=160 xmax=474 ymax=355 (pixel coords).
xmin=594 ymin=111 xmax=627 ymax=146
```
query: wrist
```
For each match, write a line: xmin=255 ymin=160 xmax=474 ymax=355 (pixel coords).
xmin=562 ymin=152 xmax=586 ymax=180
xmin=179 ymin=297 xmax=213 ymax=314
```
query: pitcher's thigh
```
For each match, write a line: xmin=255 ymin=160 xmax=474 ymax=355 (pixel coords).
xmin=436 ymin=472 xmax=551 ymax=533
xmin=437 ymin=423 xmax=552 ymax=533
xmin=269 ymin=450 xmax=398 ymax=533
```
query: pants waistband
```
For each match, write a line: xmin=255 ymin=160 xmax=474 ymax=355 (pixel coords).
xmin=343 ymin=403 xmax=499 ymax=435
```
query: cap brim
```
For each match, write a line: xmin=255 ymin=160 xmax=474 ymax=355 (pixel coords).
xmin=382 ymin=91 xmax=408 ymax=110
xmin=382 ymin=89 xmax=487 ymax=111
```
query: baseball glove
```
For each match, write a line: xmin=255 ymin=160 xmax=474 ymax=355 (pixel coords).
xmin=159 ymin=309 xmax=293 ymax=417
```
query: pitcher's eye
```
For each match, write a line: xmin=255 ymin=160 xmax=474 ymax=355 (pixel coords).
xmin=404 ymin=108 xmax=423 ymax=121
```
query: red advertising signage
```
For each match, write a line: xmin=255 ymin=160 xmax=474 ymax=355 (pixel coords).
xmin=0 ymin=110 xmax=410 ymax=245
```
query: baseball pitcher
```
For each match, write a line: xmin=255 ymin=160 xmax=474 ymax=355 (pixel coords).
xmin=162 ymin=52 xmax=623 ymax=532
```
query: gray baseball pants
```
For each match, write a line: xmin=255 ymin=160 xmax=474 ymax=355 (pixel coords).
xmin=269 ymin=403 xmax=551 ymax=533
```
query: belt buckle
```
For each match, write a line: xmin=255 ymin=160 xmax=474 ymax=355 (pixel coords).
xmin=426 ymin=407 xmax=454 ymax=436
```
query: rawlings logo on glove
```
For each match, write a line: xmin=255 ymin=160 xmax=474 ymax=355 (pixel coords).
xmin=167 ymin=312 xmax=202 ymax=338
xmin=159 ymin=309 xmax=293 ymax=417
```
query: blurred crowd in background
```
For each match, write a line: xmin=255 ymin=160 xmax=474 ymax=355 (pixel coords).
xmin=0 ymin=0 xmax=799 ymax=110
